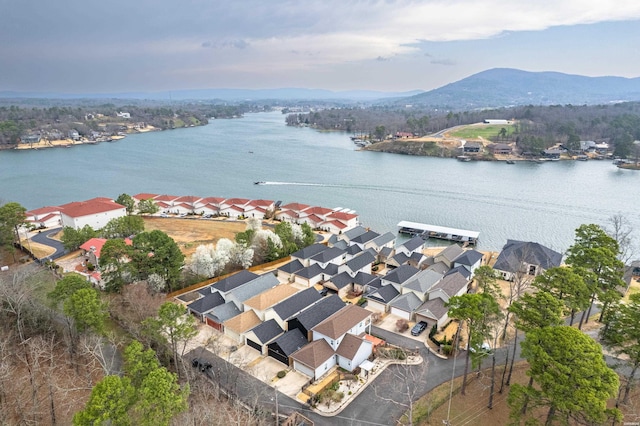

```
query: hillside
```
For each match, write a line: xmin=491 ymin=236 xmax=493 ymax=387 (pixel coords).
xmin=397 ymin=68 xmax=640 ymax=109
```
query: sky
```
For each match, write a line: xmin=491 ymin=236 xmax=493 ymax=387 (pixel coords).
xmin=2 ymin=0 xmax=640 ymax=94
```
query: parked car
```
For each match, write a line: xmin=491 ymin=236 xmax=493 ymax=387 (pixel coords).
xmin=411 ymin=321 xmax=428 ymax=336
xmin=191 ymin=358 xmax=212 ymax=372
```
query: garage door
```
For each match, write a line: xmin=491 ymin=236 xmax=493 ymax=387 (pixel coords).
xmin=391 ymin=307 xmax=411 ymax=320
xmin=367 ymin=300 xmax=387 ymax=313
xmin=205 ymin=317 xmax=223 ymax=331
xmin=267 ymin=346 xmax=289 ymax=365
xmin=247 ymin=339 xmax=262 ymax=352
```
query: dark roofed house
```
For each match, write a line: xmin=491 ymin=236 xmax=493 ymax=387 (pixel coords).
xmin=365 ymin=284 xmax=400 ymax=313
xmin=309 ymin=247 xmax=346 ymax=267
xmin=408 ymin=251 xmax=428 ymax=269
xmin=453 ymin=249 xmax=484 ymax=275
xmin=291 ymin=339 xmax=336 ymax=379
xmin=386 ymin=252 xmax=410 ymax=269
xmin=403 ymin=269 xmax=444 ymax=300
xmin=204 ymin=302 xmax=241 ymax=331
xmin=324 ymin=272 xmax=353 ymax=297
xmin=370 ymin=232 xmax=396 ymax=252
xmin=211 ymin=270 xmax=260 ymax=295
xmin=350 ymin=230 xmax=381 ymax=249
xmin=415 ymin=298 xmax=449 ymax=329
xmin=312 ymin=304 xmax=372 ymax=350
xmin=267 ymin=329 xmax=308 ymax=365
xmin=434 ymin=244 xmax=465 ymax=268
xmin=397 ymin=236 xmax=425 ymax=257
xmin=293 ymin=263 xmax=326 ymax=287
xmin=288 ymin=294 xmax=346 ymax=340
xmin=381 ymin=265 xmax=420 ymax=290
xmin=340 ymin=250 xmax=376 ymax=277
xmin=339 ymin=225 xmax=368 ymax=243
xmin=351 ymin=271 xmax=377 ymax=293
xmin=291 ymin=243 xmax=330 ymax=266
xmin=388 ymin=292 xmax=422 ymax=320
xmin=226 ymin=273 xmax=279 ymax=310
xmin=445 ymin=265 xmax=472 ymax=281
xmin=277 ymin=259 xmax=305 ymax=283
xmin=493 ymin=240 xmax=562 ymax=281
xmin=268 ymin=287 xmax=323 ymax=328
xmin=187 ymin=291 xmax=225 ymax=322
xmin=428 ymin=271 xmax=469 ymax=303
xmin=244 ymin=319 xmax=284 ymax=355
xmin=488 ymin=143 xmax=512 ymax=155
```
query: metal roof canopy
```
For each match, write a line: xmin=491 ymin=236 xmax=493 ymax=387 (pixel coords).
xmin=397 ymin=221 xmax=480 ymax=239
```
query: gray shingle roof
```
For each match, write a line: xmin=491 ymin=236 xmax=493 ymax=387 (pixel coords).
xmin=453 ymin=249 xmax=484 ymax=267
xmin=291 ymin=243 xmax=329 ymax=260
xmin=272 ymin=287 xmax=322 ymax=320
xmin=346 ymin=245 xmax=363 ymax=256
xmin=403 ymin=269 xmax=444 ymax=294
xmin=371 ymin=232 xmax=395 ymax=248
xmin=212 ymin=270 xmax=259 ymax=293
xmin=331 ymin=240 xmax=348 ymax=250
xmin=366 ymin=284 xmax=399 ymax=304
xmin=430 ymin=272 xmax=469 ymax=298
xmin=445 ymin=265 xmax=472 ymax=280
xmin=416 ymin=298 xmax=448 ymax=320
xmin=270 ymin=329 xmax=308 ymax=357
xmin=290 ymin=295 xmax=346 ymax=331
xmin=350 ymin=230 xmax=381 ymax=245
xmin=310 ymin=247 xmax=345 ymax=264
xmin=296 ymin=263 xmax=324 ymax=279
xmin=493 ymin=240 xmax=562 ymax=273
xmin=379 ymin=246 xmax=393 ymax=259
xmin=427 ymin=261 xmax=450 ymax=275
xmin=352 ymin=272 xmax=376 ymax=286
xmin=206 ymin=301 xmax=241 ymax=323
xmin=343 ymin=226 xmax=368 ymax=241
xmin=323 ymin=263 xmax=339 ymax=276
xmin=328 ymin=272 xmax=353 ymax=290
xmin=383 ymin=265 xmax=420 ymax=285
xmin=436 ymin=244 xmax=465 ymax=263
xmin=345 ymin=251 xmax=375 ymax=273
xmin=389 ymin=292 xmax=422 ymax=312
xmin=228 ymin=273 xmax=279 ymax=307
xmin=278 ymin=259 xmax=304 ymax=274
xmin=401 ymin=236 xmax=424 ymax=252
xmin=188 ymin=291 xmax=225 ymax=315
xmin=248 ymin=319 xmax=284 ymax=344
xmin=391 ymin=252 xmax=410 ymax=265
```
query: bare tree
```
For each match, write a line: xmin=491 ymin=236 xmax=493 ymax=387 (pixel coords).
xmin=607 ymin=213 xmax=635 ymax=265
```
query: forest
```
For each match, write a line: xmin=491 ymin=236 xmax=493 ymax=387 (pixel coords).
xmin=286 ymin=102 xmax=640 ymax=158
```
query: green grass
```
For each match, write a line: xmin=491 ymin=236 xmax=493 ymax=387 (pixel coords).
xmin=449 ymin=124 xmax=515 ymax=140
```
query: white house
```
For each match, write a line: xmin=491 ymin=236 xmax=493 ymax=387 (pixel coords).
xmin=59 ymin=197 xmax=126 ymax=230
xmin=311 ymin=305 xmax=371 ymax=351
xmin=25 ymin=206 xmax=61 ymax=228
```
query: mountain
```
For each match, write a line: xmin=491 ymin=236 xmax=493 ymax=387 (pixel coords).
xmin=397 ymin=68 xmax=640 ymax=109
xmin=0 ymin=88 xmax=424 ymax=102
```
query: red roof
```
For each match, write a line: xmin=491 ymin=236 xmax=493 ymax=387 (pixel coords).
xmin=322 ymin=220 xmax=348 ymax=230
xmin=60 ymin=198 xmax=126 ymax=218
xmin=154 ymin=194 xmax=180 ymax=202
xmin=248 ymin=199 xmax=274 ymax=208
xmin=327 ymin=211 xmax=358 ymax=221
xmin=37 ymin=213 xmax=59 ymax=222
xmin=200 ymin=197 xmax=226 ymax=205
xmin=175 ymin=195 xmax=201 ymax=204
xmin=155 ymin=201 xmax=171 ymax=208
xmin=132 ymin=193 xmax=158 ymax=201
xmin=224 ymin=198 xmax=250 ymax=206
xmin=304 ymin=214 xmax=324 ymax=224
xmin=26 ymin=206 xmax=60 ymax=217
xmin=302 ymin=206 xmax=333 ymax=216
xmin=280 ymin=202 xmax=310 ymax=212
xmin=278 ymin=210 xmax=298 ymax=218
xmin=80 ymin=237 xmax=131 ymax=258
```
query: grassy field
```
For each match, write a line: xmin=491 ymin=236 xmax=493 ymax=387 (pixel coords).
xmin=142 ymin=217 xmax=248 ymax=257
xmin=448 ymin=124 xmax=515 ymax=140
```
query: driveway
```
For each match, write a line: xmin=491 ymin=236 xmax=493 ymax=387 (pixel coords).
xmin=31 ymin=227 xmax=67 ymax=260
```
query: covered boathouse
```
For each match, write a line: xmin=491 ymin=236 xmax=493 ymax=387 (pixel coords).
xmin=397 ymin=221 xmax=479 ymax=246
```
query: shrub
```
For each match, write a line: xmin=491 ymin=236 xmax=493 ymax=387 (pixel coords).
xmin=396 ymin=319 xmax=409 ymax=333
xmin=277 ymin=370 xmax=287 ymax=379
xmin=357 ymin=297 xmax=366 ymax=306
xmin=442 ymin=344 xmax=453 ymax=356
xmin=372 ymin=265 xmax=379 ymax=272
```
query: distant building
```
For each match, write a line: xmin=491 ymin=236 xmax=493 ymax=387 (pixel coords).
xmin=116 ymin=112 xmax=131 ymax=119
xmin=483 ymin=119 xmax=511 ymax=125
xmin=59 ymin=197 xmax=127 ymax=230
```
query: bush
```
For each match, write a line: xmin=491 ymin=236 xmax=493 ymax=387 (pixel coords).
xmin=441 ymin=344 xmax=453 ymax=356
xmin=277 ymin=370 xmax=287 ymax=379
xmin=357 ymin=297 xmax=366 ymax=306
xmin=396 ymin=319 xmax=409 ymax=333
xmin=372 ymin=265 xmax=379 ymax=272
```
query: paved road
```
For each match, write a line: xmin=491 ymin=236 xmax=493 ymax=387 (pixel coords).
xmin=30 ymin=227 xmax=67 ymax=260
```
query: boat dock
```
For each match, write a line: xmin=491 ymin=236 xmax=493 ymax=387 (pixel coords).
xmin=397 ymin=221 xmax=479 ymax=245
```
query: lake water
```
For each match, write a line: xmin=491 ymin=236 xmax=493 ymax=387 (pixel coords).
xmin=1 ymin=111 xmax=639 ymax=253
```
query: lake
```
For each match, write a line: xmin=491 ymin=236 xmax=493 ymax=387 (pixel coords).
xmin=1 ymin=111 xmax=639 ymax=253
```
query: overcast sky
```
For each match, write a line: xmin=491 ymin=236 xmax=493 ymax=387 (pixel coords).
xmin=2 ymin=0 xmax=640 ymax=94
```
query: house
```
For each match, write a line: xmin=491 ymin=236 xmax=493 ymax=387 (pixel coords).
xmin=396 ymin=132 xmax=414 ymax=138
xmin=309 ymin=247 xmax=346 ymax=268
xmin=462 ymin=142 xmax=482 ymax=153
xmin=426 ymin=260 xmax=450 ymax=275
xmin=365 ymin=284 xmax=400 ymax=313
xmin=287 ymin=295 xmax=346 ymax=340
xmin=381 ymin=265 xmax=420 ymax=291
xmin=226 ymin=273 xmax=279 ymax=311
xmin=323 ymin=272 xmax=354 ymax=298
xmin=25 ymin=206 xmax=61 ymax=228
xmin=267 ymin=329 xmax=308 ymax=365
xmin=293 ymin=263 xmax=325 ymax=287
xmin=132 ymin=193 xmax=158 ymax=205
xmin=300 ymin=206 xmax=334 ymax=222
xmin=493 ymin=240 xmax=563 ymax=281
xmin=416 ymin=272 xmax=470 ymax=329
xmin=370 ymin=232 xmax=396 ymax=253
xmin=243 ymin=284 xmax=299 ymax=320
xmin=290 ymin=244 xmax=330 ymax=267
xmin=434 ymin=244 xmax=465 ymax=268
xmin=187 ymin=291 xmax=225 ymax=322
xmin=336 ymin=333 xmax=373 ymax=372
xmin=388 ymin=292 xmax=422 ymax=320
xmin=173 ymin=195 xmax=202 ymax=210
xmin=444 ymin=265 xmax=472 ymax=281
xmin=319 ymin=219 xmax=350 ymax=234
xmin=338 ymin=226 xmax=368 ymax=243
xmin=279 ymin=202 xmax=311 ymax=214
xmin=204 ymin=301 xmax=241 ymax=331
xmin=452 ymin=249 xmax=484 ymax=276
xmin=265 ymin=287 xmax=323 ymax=328
xmin=311 ymin=305 xmax=372 ymax=351
xmin=210 ymin=270 xmax=260 ymax=297
xmin=68 ymin=129 xmax=80 ymax=140
xmin=414 ymin=298 xmax=448 ymax=330
xmin=219 ymin=204 xmax=245 ymax=218
xmin=275 ymin=209 xmax=300 ymax=223
xmin=349 ymin=230 xmax=381 ymax=250
xmin=427 ymin=271 xmax=470 ymax=304
xmin=79 ymin=237 xmax=132 ymax=265
xmin=344 ymin=244 xmax=363 ymax=261
xmin=324 ymin=211 xmax=359 ymax=231
xmin=153 ymin=194 xmax=180 ymax=206
xmin=386 ymin=252 xmax=410 ymax=269
xmin=291 ymin=338 xmax=336 ymax=380
xmin=244 ymin=319 xmax=284 ymax=355
xmin=223 ymin=310 xmax=262 ymax=343
xmin=338 ymin=250 xmax=376 ymax=277
xmin=488 ymin=143 xmax=512 ymax=155
xmin=59 ymin=198 xmax=127 ymax=230
xmin=396 ymin=236 xmax=425 ymax=257
xmin=351 ymin=272 xmax=377 ymax=293
xmin=276 ymin=259 xmax=305 ymax=283
xmin=402 ymin=269 xmax=444 ymax=301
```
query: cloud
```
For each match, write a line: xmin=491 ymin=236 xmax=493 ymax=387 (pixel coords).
xmin=201 ymin=39 xmax=250 ymax=49
xmin=431 ymin=58 xmax=456 ymax=66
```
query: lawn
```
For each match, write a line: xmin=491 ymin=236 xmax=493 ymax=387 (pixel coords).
xmin=448 ymin=124 xmax=515 ymax=140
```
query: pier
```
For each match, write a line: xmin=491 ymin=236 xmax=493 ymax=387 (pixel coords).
xmin=397 ymin=221 xmax=479 ymax=245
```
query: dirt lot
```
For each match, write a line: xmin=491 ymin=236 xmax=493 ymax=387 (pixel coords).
xmin=142 ymin=217 xmax=248 ymax=257
xmin=415 ymin=361 xmax=640 ymax=426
